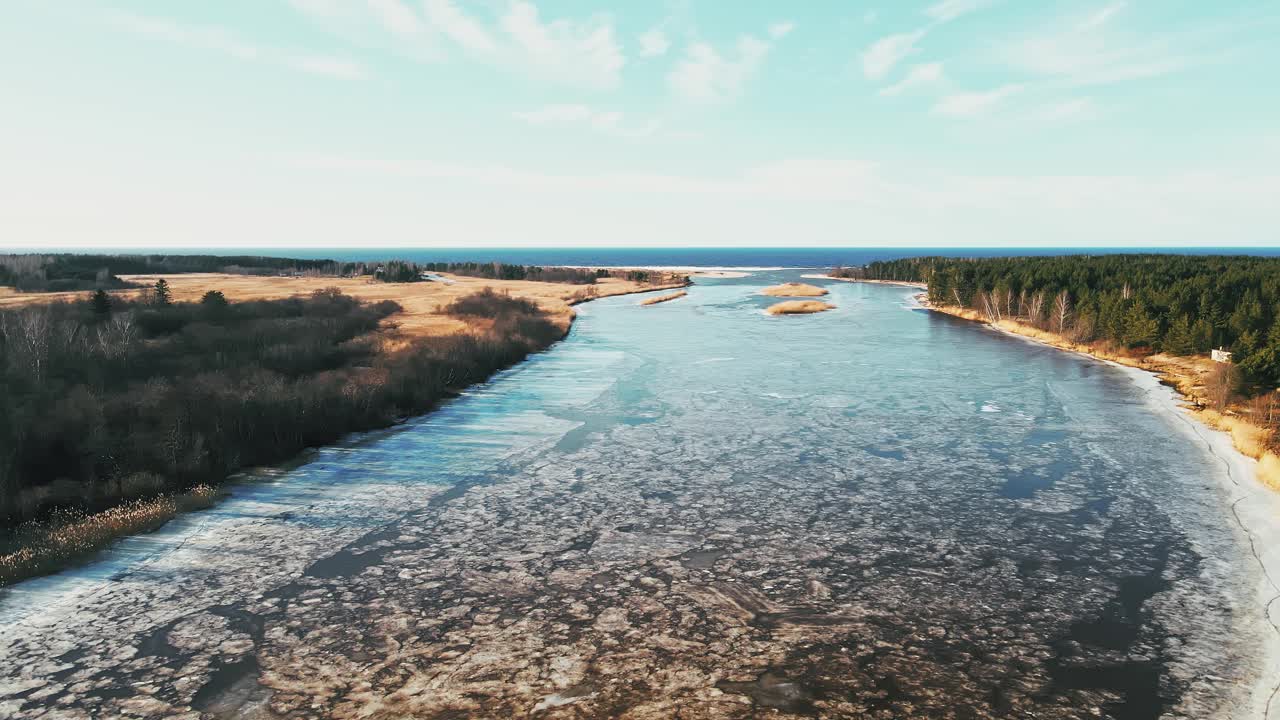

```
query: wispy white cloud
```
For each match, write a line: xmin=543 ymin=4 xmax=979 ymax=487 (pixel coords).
xmin=997 ymin=4 xmax=1214 ymax=88
xmin=110 ymin=12 xmax=261 ymax=60
xmin=287 ymin=55 xmax=366 ymax=79
xmin=862 ymin=30 xmax=926 ymax=80
xmin=286 ymin=0 xmax=343 ymax=22
xmin=500 ymin=1 xmax=624 ymax=90
xmin=669 ymin=29 xmax=783 ymax=103
xmin=366 ymin=0 xmax=424 ymax=36
xmin=769 ymin=22 xmax=796 ymax=39
xmin=285 ymin=0 xmax=627 ymax=88
xmin=933 ymin=84 xmax=1022 ymax=117
xmin=879 ymin=62 xmax=944 ymax=96
xmin=924 ymin=0 xmax=994 ymax=23
xmin=1079 ymin=2 xmax=1127 ymax=31
xmin=513 ymin=104 xmax=661 ymax=139
xmin=109 ymin=10 xmax=364 ymax=79
xmin=638 ymin=28 xmax=670 ymax=57
xmin=1038 ymin=97 xmax=1097 ymax=123
xmin=422 ymin=0 xmax=498 ymax=53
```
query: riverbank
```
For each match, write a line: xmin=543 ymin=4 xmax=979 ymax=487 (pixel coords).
xmin=0 ymin=276 xmax=687 ymax=586
xmin=927 ymin=304 xmax=1280 ymax=489
xmin=925 ymin=300 xmax=1280 ymax=716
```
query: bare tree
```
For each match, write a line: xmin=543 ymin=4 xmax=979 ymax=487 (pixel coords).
xmin=1053 ymin=290 xmax=1072 ymax=333
xmin=0 ymin=306 xmax=52 ymax=382
xmin=978 ymin=290 xmax=1000 ymax=321
xmin=1027 ymin=291 xmax=1046 ymax=327
xmin=1206 ymin=363 xmax=1240 ymax=411
xmin=1249 ymin=390 xmax=1280 ymax=430
xmin=94 ymin=312 xmax=137 ymax=359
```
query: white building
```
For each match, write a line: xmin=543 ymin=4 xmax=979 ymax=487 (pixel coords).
xmin=1211 ymin=348 xmax=1233 ymax=363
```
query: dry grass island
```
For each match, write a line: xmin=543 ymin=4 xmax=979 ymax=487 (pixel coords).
xmin=640 ymin=290 xmax=688 ymax=306
xmin=767 ymin=300 xmax=836 ymax=315
xmin=760 ymin=282 xmax=829 ymax=297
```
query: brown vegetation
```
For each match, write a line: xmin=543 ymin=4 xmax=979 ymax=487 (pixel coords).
xmin=1 ymin=271 xmax=688 ymax=336
xmin=760 ymin=283 xmax=829 ymax=297
xmin=0 ymin=485 xmax=217 ymax=585
xmin=766 ymin=300 xmax=835 ymax=315
xmin=640 ymin=291 xmax=688 ymax=306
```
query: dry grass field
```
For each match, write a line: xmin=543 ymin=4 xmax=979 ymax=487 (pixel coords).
xmin=760 ymin=282 xmax=829 ymax=297
xmin=0 ymin=272 xmax=686 ymax=339
xmin=766 ymin=300 xmax=835 ymax=315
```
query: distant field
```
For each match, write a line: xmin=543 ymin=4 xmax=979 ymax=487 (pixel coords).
xmin=1 ymin=272 xmax=684 ymax=338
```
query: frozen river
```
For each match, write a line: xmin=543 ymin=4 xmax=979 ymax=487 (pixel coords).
xmin=0 ymin=271 xmax=1272 ymax=719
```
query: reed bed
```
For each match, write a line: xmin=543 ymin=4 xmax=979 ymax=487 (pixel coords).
xmin=0 ymin=485 xmax=217 ymax=586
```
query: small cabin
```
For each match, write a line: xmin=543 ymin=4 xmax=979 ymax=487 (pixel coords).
xmin=1211 ymin=348 xmax=1233 ymax=363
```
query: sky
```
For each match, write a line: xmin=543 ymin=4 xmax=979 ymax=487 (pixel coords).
xmin=1 ymin=0 xmax=1278 ymax=249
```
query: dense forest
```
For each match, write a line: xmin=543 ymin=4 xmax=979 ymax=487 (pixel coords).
xmin=835 ymin=255 xmax=1280 ymax=386
xmin=380 ymin=261 xmax=661 ymax=285
xmin=0 ymin=284 xmax=564 ymax=526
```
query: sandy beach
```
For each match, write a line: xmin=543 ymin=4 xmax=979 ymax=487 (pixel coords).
xmin=579 ymin=266 xmax=764 ymax=279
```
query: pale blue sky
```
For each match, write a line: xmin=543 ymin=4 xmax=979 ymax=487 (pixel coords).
xmin=2 ymin=0 xmax=1278 ymax=248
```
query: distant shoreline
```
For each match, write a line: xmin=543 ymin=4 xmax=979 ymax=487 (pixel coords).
xmin=800 ymin=274 xmax=928 ymax=289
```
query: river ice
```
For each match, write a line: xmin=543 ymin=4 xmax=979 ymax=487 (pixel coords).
xmin=0 ymin=272 xmax=1271 ymax=719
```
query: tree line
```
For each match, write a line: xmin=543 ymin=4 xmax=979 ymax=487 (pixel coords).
xmin=0 ymin=283 xmax=565 ymax=526
xmin=0 ymin=254 xmax=353 ymax=293
xmin=375 ymin=261 xmax=679 ymax=285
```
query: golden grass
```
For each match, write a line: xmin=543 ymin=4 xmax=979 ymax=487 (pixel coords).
xmin=640 ymin=290 xmax=688 ymax=306
xmin=766 ymin=300 xmax=835 ymax=315
xmin=760 ymin=283 xmax=829 ymax=298
xmin=932 ymin=304 xmax=1280 ymax=489
xmin=0 ymin=272 xmax=688 ymax=339
xmin=0 ymin=485 xmax=218 ymax=586
xmin=1258 ymin=453 xmax=1280 ymax=491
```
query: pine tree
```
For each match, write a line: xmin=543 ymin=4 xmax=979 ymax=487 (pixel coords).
xmin=1122 ymin=305 xmax=1159 ymax=348
xmin=90 ymin=289 xmax=112 ymax=317
xmin=153 ymin=278 xmax=171 ymax=306
xmin=200 ymin=290 xmax=228 ymax=308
